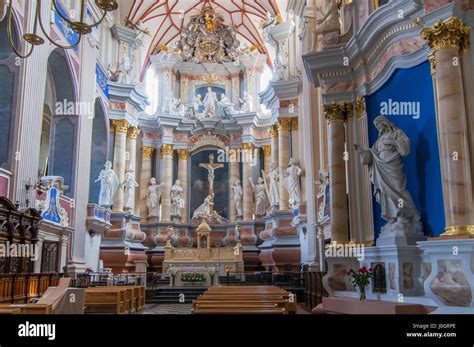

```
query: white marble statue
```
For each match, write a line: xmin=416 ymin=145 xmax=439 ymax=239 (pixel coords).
xmin=231 ymin=180 xmax=243 ymax=217
xmin=235 ymin=223 xmax=241 ymax=241
xmin=250 ymin=177 xmax=268 ymax=217
xmin=355 ymin=116 xmax=422 ymax=234
xmin=203 ymin=87 xmax=218 ymax=117
xmin=312 ymin=0 xmax=340 ymax=48
xmin=117 ymin=55 xmax=133 ymax=84
xmin=146 ymin=177 xmax=163 ymax=217
xmin=95 ymin=161 xmax=119 ymax=208
xmin=267 ymin=165 xmax=280 ymax=210
xmin=123 ymin=168 xmax=139 ymax=210
xmin=219 ymin=93 xmax=234 ymax=110
xmin=286 ymin=158 xmax=302 ymax=209
xmin=193 ymin=94 xmax=203 ymax=112
xmin=169 ymin=97 xmax=181 ymax=114
xmin=171 ymin=179 xmax=185 ymax=217
xmin=193 ymin=194 xmax=212 ymax=219
xmin=179 ymin=104 xmax=187 ymax=117
xmin=240 ymin=91 xmax=254 ymax=113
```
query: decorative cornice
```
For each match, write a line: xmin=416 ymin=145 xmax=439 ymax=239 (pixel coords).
xmin=127 ymin=127 xmax=141 ymax=139
xmin=112 ymin=119 xmax=130 ymax=133
xmin=277 ymin=117 xmax=291 ymax=131
xmin=177 ymin=149 xmax=189 ymax=160
xmin=161 ymin=144 xmax=174 ymax=156
xmin=422 ymin=17 xmax=470 ymax=53
xmin=142 ymin=146 xmax=155 ymax=158
xmin=323 ymin=102 xmax=353 ymax=123
xmin=262 ymin=145 xmax=271 ymax=157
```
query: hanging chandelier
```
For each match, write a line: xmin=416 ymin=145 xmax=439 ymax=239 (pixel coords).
xmin=5 ymin=0 xmax=118 ymax=59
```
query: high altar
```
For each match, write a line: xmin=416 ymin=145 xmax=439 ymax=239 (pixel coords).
xmin=100 ymin=5 xmax=303 ymax=276
xmin=162 ymin=220 xmax=244 ymax=285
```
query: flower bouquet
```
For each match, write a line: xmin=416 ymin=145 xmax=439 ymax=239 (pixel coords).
xmin=167 ymin=266 xmax=180 ymax=287
xmin=347 ymin=266 xmax=373 ymax=301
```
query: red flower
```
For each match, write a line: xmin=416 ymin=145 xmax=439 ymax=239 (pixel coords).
xmin=347 ymin=269 xmax=354 ymax=275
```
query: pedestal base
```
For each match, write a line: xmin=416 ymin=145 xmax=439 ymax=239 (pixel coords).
xmin=258 ymin=211 xmax=301 ymax=272
xmin=418 ymin=239 xmax=474 ymax=309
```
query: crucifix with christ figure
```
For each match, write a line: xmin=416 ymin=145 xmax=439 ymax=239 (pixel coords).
xmin=199 ymin=154 xmax=224 ymax=200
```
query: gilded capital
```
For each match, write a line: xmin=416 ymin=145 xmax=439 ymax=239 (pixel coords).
xmin=262 ymin=145 xmax=271 ymax=157
xmin=112 ymin=119 xmax=130 ymax=133
xmin=422 ymin=16 xmax=470 ymax=52
xmin=127 ymin=127 xmax=141 ymax=139
xmin=142 ymin=146 xmax=155 ymax=158
xmin=161 ymin=144 xmax=174 ymax=156
xmin=323 ymin=102 xmax=352 ymax=123
xmin=241 ymin=142 xmax=255 ymax=154
xmin=269 ymin=124 xmax=279 ymax=137
xmin=290 ymin=118 xmax=298 ymax=131
xmin=277 ymin=117 xmax=291 ymax=131
xmin=356 ymin=96 xmax=366 ymax=117
xmin=177 ymin=149 xmax=189 ymax=160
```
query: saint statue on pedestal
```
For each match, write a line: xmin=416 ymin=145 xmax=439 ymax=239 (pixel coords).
xmin=146 ymin=177 xmax=162 ymax=217
xmin=95 ymin=161 xmax=119 ymax=208
xmin=231 ymin=180 xmax=243 ymax=217
xmin=123 ymin=168 xmax=139 ymax=210
xmin=286 ymin=158 xmax=302 ymax=209
xmin=267 ymin=164 xmax=280 ymax=210
xmin=171 ymin=179 xmax=185 ymax=217
xmin=203 ymin=87 xmax=218 ymax=117
xmin=250 ymin=177 xmax=268 ymax=217
xmin=355 ymin=116 xmax=422 ymax=235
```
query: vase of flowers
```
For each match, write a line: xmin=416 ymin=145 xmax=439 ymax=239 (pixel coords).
xmin=207 ymin=266 xmax=216 ymax=286
xmin=168 ymin=266 xmax=179 ymax=287
xmin=347 ymin=267 xmax=373 ymax=301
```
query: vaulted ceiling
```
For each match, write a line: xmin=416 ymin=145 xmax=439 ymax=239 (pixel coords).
xmin=124 ymin=0 xmax=281 ymax=60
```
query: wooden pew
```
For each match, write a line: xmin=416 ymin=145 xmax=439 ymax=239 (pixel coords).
xmin=84 ymin=286 xmax=146 ymax=314
xmin=192 ymin=286 xmax=297 ymax=314
xmin=0 ymin=304 xmax=52 ymax=314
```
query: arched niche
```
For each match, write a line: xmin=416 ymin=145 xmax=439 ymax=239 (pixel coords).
xmin=0 ymin=14 xmax=20 ymax=170
xmin=41 ymin=49 xmax=78 ymax=197
xmin=89 ymin=98 xmax=110 ymax=203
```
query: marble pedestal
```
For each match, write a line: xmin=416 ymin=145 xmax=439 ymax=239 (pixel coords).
xmin=100 ymin=212 xmax=148 ymax=273
xmin=322 ymin=256 xmax=359 ymax=296
xmin=258 ymin=211 xmax=301 ymax=272
xmin=362 ymin=245 xmax=424 ymax=298
xmin=418 ymin=239 xmax=474 ymax=312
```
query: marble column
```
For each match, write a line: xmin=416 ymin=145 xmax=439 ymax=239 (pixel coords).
xmin=231 ymin=73 xmax=240 ymax=105
xmin=242 ymin=143 xmax=255 ymax=221
xmin=229 ymin=149 xmax=240 ymax=222
xmin=126 ymin=127 xmax=140 ymax=213
xmin=278 ymin=118 xmax=291 ymax=210
xmin=422 ymin=17 xmax=474 ymax=236
xmin=177 ymin=149 xmax=189 ymax=223
xmin=324 ymin=102 xmax=351 ymax=244
xmin=291 ymin=118 xmax=299 ymax=161
xmin=112 ymin=120 xmax=129 ymax=212
xmin=160 ymin=144 xmax=174 ymax=222
xmin=262 ymin=145 xmax=272 ymax=176
xmin=270 ymin=125 xmax=279 ymax=168
xmin=140 ymin=147 xmax=155 ymax=221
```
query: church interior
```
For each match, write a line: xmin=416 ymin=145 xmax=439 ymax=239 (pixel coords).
xmin=1 ymin=0 xmax=474 ymax=323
